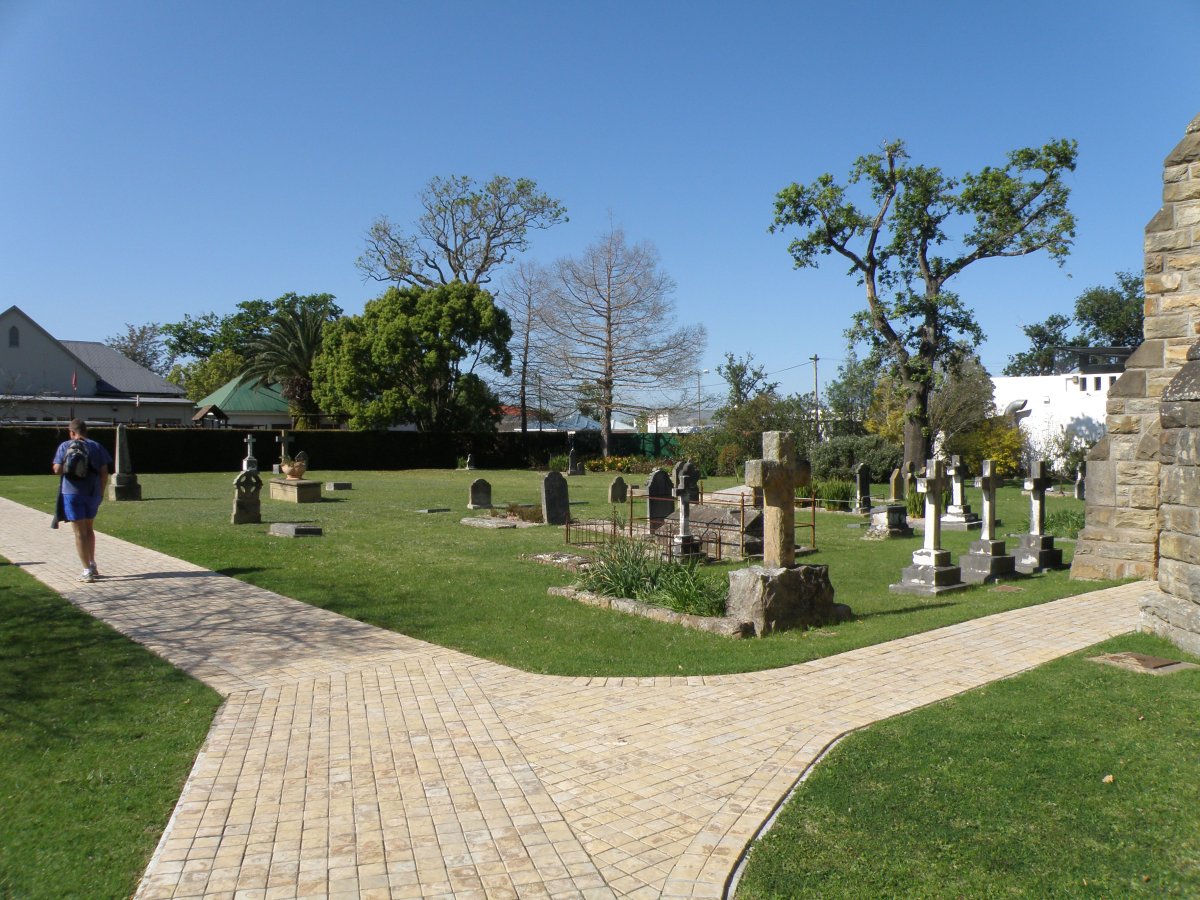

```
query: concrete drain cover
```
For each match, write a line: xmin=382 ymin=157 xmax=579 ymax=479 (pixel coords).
xmin=1090 ymin=652 xmax=1199 ymax=675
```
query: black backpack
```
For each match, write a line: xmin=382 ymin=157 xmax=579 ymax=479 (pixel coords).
xmin=62 ymin=439 xmax=91 ymax=480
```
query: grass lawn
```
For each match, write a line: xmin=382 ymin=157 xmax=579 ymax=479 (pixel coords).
xmin=0 ymin=468 xmax=1119 ymax=677
xmin=0 ymin=557 xmax=221 ymax=899
xmin=736 ymin=631 xmax=1200 ymax=898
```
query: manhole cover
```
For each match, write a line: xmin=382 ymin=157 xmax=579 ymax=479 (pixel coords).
xmin=1090 ymin=652 xmax=1199 ymax=675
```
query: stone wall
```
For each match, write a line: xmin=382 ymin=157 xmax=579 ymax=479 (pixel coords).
xmin=1071 ymin=113 xmax=1200 ymax=581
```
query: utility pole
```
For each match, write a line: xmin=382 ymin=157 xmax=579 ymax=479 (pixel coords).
xmin=811 ymin=354 xmax=820 ymax=440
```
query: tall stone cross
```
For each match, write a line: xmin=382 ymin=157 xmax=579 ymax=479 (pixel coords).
xmin=1024 ymin=461 xmax=1052 ymax=536
xmin=976 ymin=458 xmax=999 ymax=542
xmin=947 ymin=455 xmax=968 ymax=509
xmin=917 ymin=458 xmax=947 ymax=553
xmin=744 ymin=431 xmax=797 ymax=568
xmin=675 ymin=473 xmax=694 ymax=539
xmin=276 ymin=430 xmax=293 ymax=463
xmin=243 ymin=433 xmax=258 ymax=472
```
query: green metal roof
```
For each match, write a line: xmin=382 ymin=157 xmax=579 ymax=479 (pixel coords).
xmin=196 ymin=377 xmax=289 ymax=412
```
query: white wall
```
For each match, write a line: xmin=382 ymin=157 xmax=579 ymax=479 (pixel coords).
xmin=991 ymin=373 xmax=1114 ymax=457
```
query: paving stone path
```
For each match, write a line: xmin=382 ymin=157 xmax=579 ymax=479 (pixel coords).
xmin=1 ymin=496 xmax=1146 ymax=899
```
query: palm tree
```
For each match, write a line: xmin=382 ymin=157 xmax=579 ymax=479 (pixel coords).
xmin=241 ymin=307 xmax=329 ymax=428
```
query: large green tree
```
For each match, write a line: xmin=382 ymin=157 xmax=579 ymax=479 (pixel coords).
xmin=771 ymin=138 xmax=1077 ymax=471
xmin=357 ymin=175 xmax=567 ymax=287
xmin=312 ymin=282 xmax=512 ymax=432
xmin=240 ymin=306 xmax=330 ymax=428
xmin=104 ymin=322 xmax=174 ymax=376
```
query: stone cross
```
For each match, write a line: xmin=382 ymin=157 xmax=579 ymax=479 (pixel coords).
xmin=243 ymin=433 xmax=258 ymax=472
xmin=276 ymin=430 xmax=293 ymax=463
xmin=948 ymin=455 xmax=968 ymax=509
xmin=1024 ymin=461 xmax=1052 ymax=536
xmin=917 ymin=458 xmax=947 ymax=553
xmin=675 ymin=473 xmax=694 ymax=539
xmin=744 ymin=431 xmax=797 ymax=568
xmin=975 ymin=458 xmax=1000 ymax=542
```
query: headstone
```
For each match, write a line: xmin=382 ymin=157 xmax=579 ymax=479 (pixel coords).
xmin=673 ymin=471 xmax=702 ymax=558
xmin=1016 ymin=461 xmax=1063 ymax=573
xmin=940 ymin=455 xmax=982 ymax=531
xmin=269 ymin=522 xmax=323 ymax=537
xmin=1074 ymin=463 xmax=1086 ymax=501
xmin=106 ymin=423 xmax=142 ymax=501
xmin=960 ymin=459 xmax=1016 ymax=584
xmin=275 ymin=430 xmax=293 ymax=475
xmin=325 ymin=481 xmax=352 ymax=491
xmin=465 ymin=453 xmax=477 ymax=470
xmin=888 ymin=468 xmax=902 ymax=503
xmin=673 ymin=459 xmax=701 ymax=502
xmin=853 ymin=463 xmax=872 ymax=514
xmin=645 ymin=469 xmax=675 ymax=524
xmin=242 ymin=433 xmax=258 ymax=472
xmin=269 ymin=478 xmax=321 ymax=503
xmin=567 ymin=448 xmax=585 ymax=476
xmin=608 ymin=476 xmax=628 ymax=504
xmin=540 ymin=471 xmax=570 ymax=525
xmin=890 ymin=458 xmax=968 ymax=595
xmin=903 ymin=461 xmax=917 ymax=499
xmin=467 ymin=478 xmax=492 ymax=509
xmin=231 ymin=469 xmax=262 ymax=524
xmin=744 ymin=431 xmax=798 ymax=568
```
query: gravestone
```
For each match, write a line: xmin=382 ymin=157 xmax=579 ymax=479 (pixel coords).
xmin=890 ymin=458 xmax=967 ymax=595
xmin=1074 ymin=464 xmax=1086 ymax=501
xmin=567 ymin=448 xmax=585 ymax=476
xmin=269 ymin=478 xmax=321 ymax=503
xmin=690 ymin=504 xmax=764 ymax=558
xmin=645 ymin=468 xmax=675 ymax=524
xmin=940 ymin=455 xmax=981 ymax=531
xmin=106 ymin=423 xmax=142 ymax=501
xmin=744 ymin=431 xmax=798 ymax=568
xmin=888 ymin=468 xmax=903 ymax=503
xmin=231 ymin=469 xmax=262 ymax=524
xmin=325 ymin=481 xmax=352 ymax=491
xmin=673 ymin=459 xmax=701 ymax=502
xmin=242 ymin=433 xmax=258 ymax=472
xmin=1016 ymin=461 xmax=1064 ymax=573
xmin=465 ymin=453 xmax=477 ymax=470
xmin=540 ymin=470 xmax=570 ymax=525
xmin=468 ymin=478 xmax=492 ymax=509
xmin=673 ymin=471 xmax=703 ymax=557
xmin=960 ymin=459 xmax=1016 ymax=584
xmin=274 ymin=430 xmax=293 ymax=475
xmin=608 ymin=476 xmax=628 ymax=504
xmin=853 ymin=464 xmax=872 ymax=515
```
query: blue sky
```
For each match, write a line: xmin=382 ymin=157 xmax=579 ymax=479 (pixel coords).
xmin=2 ymin=1 xmax=1197 ymax=401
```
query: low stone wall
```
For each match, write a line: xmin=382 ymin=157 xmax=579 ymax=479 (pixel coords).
xmin=547 ymin=586 xmax=752 ymax=638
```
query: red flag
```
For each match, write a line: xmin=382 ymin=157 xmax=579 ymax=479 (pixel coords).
xmin=71 ymin=370 xmax=78 ymax=391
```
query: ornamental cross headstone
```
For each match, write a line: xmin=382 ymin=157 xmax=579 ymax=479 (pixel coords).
xmin=673 ymin=472 xmax=702 ymax=556
xmin=744 ymin=431 xmax=797 ymax=568
xmin=890 ymin=458 xmax=968 ymax=595
xmin=231 ymin=468 xmax=263 ymax=524
xmin=243 ymin=433 xmax=258 ymax=472
xmin=960 ymin=458 xmax=1017 ymax=584
xmin=917 ymin=459 xmax=946 ymax=554
xmin=948 ymin=455 xmax=968 ymax=508
xmin=1016 ymin=460 xmax=1063 ymax=574
xmin=276 ymin=430 xmax=293 ymax=463
xmin=1025 ymin=461 xmax=1052 ymax=536
xmin=976 ymin=459 xmax=999 ymax=543
xmin=941 ymin=454 xmax=981 ymax=530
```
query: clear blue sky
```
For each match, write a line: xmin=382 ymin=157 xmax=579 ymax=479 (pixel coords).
xmin=2 ymin=0 xmax=1197 ymax=401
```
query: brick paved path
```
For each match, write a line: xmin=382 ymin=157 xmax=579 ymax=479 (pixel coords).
xmin=1 ymin=497 xmax=1145 ymax=899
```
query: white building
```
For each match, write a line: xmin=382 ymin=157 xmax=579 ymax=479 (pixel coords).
xmin=991 ymin=371 xmax=1118 ymax=455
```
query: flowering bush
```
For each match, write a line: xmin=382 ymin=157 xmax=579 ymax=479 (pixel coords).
xmin=583 ymin=455 xmax=673 ymax=474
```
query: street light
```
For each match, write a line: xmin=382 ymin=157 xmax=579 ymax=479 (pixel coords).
xmin=696 ymin=368 xmax=709 ymax=428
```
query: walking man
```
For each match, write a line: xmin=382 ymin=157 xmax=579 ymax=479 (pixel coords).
xmin=51 ymin=419 xmax=113 ymax=583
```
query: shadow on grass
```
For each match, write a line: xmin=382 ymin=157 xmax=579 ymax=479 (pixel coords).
xmin=856 ymin=601 xmax=959 ymax=619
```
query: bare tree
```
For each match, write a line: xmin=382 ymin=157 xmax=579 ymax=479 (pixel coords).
xmin=545 ymin=227 xmax=706 ymax=456
xmin=357 ymin=175 xmax=567 ymax=288
xmin=495 ymin=261 xmax=559 ymax=437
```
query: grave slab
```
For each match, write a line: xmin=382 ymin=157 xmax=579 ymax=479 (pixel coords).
xmin=269 ymin=523 xmax=323 ymax=537
xmin=325 ymin=482 xmax=352 ymax=491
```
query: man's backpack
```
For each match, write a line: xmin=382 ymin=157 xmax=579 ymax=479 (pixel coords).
xmin=62 ymin=439 xmax=91 ymax=480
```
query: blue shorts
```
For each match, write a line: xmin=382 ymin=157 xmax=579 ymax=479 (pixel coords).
xmin=63 ymin=493 xmax=102 ymax=522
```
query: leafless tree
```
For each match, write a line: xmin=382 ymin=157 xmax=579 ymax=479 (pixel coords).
xmin=495 ymin=261 xmax=561 ymax=436
xmin=544 ymin=226 xmax=706 ymax=456
xmin=357 ymin=175 xmax=567 ymax=288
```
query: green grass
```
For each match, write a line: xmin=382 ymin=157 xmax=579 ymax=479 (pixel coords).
xmin=0 ymin=470 xmax=1117 ymax=677
xmin=736 ymin=632 xmax=1200 ymax=898
xmin=0 ymin=557 xmax=221 ymax=899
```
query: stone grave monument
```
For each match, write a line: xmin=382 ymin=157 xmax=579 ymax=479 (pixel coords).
xmin=465 ymin=453 xmax=477 ymax=470
xmin=864 ymin=466 xmax=912 ymax=539
xmin=608 ymin=476 xmax=628 ymax=504
xmin=1016 ymin=461 xmax=1064 ymax=574
xmin=274 ymin=430 xmax=292 ymax=475
xmin=231 ymin=468 xmax=263 ymax=524
xmin=940 ymin=455 xmax=981 ymax=531
xmin=106 ymin=423 xmax=142 ymax=501
xmin=960 ymin=459 xmax=1016 ymax=584
xmin=853 ymin=464 xmax=872 ymax=515
xmin=890 ymin=458 xmax=967 ymax=595
xmin=645 ymin=468 xmax=674 ymax=524
xmin=888 ymin=468 xmax=903 ymax=502
xmin=1074 ymin=463 xmax=1086 ymax=500
xmin=269 ymin=447 xmax=321 ymax=503
xmin=567 ymin=447 xmax=585 ymax=476
xmin=242 ymin=433 xmax=258 ymax=473
xmin=468 ymin=478 xmax=492 ymax=509
xmin=672 ymin=469 xmax=702 ymax=558
xmin=728 ymin=431 xmax=848 ymax=635
xmin=540 ymin=470 xmax=570 ymax=525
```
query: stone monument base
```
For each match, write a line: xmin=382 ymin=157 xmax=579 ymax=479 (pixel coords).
xmin=1015 ymin=534 xmax=1063 ymax=574
xmin=891 ymin=548 xmax=968 ymax=595
xmin=960 ymin=539 xmax=1017 ymax=585
xmin=269 ymin=478 xmax=322 ymax=503
xmin=726 ymin=565 xmax=850 ymax=636
xmin=269 ymin=523 xmax=323 ymax=537
xmin=865 ymin=504 xmax=913 ymax=539
xmin=940 ymin=505 xmax=982 ymax=531
xmin=672 ymin=534 xmax=703 ymax=559
xmin=325 ymin=481 xmax=352 ymax=491
xmin=107 ymin=474 xmax=142 ymax=501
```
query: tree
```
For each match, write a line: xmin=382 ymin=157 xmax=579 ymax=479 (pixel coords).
xmin=168 ymin=349 xmax=246 ymax=402
xmin=105 ymin=322 xmax=174 ymax=375
xmin=543 ymin=227 xmax=706 ymax=456
xmin=716 ymin=352 xmax=778 ymax=407
xmin=357 ymin=175 xmax=567 ymax=288
xmin=1002 ymin=314 xmax=1073 ymax=376
xmin=162 ymin=293 xmax=342 ymax=361
xmin=823 ymin=351 xmax=875 ymax=433
xmin=1003 ymin=271 xmax=1143 ymax=375
xmin=312 ymin=282 xmax=512 ymax=432
xmin=496 ymin=261 xmax=557 ymax=438
xmin=240 ymin=306 xmax=330 ymax=428
xmin=927 ymin=355 xmax=995 ymax=449
xmin=771 ymin=138 xmax=1077 ymax=471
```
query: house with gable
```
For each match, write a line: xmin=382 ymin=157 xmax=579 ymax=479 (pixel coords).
xmin=0 ymin=305 xmax=194 ymax=425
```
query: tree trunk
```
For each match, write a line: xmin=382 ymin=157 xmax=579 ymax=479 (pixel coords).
xmin=902 ymin=382 xmax=930 ymax=472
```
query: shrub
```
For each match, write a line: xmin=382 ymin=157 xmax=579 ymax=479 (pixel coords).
xmin=576 ymin=539 xmax=727 ymax=617
xmin=716 ymin=444 xmax=743 ymax=478
xmin=809 ymin=434 xmax=903 ymax=483
xmin=583 ymin=454 xmax=668 ymax=474
xmin=812 ymin=478 xmax=855 ymax=511
xmin=548 ymin=453 xmax=569 ymax=472
xmin=1045 ymin=508 xmax=1085 ymax=538
xmin=906 ymin=488 xmax=923 ymax=518
xmin=944 ymin=417 xmax=1024 ymax=477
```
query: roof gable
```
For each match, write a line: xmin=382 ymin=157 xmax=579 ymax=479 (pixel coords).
xmin=59 ymin=340 xmax=185 ymax=396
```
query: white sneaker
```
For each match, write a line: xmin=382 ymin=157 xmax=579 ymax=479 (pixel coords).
xmin=78 ymin=569 xmax=95 ymax=583
xmin=88 ymin=563 xmax=99 ymax=577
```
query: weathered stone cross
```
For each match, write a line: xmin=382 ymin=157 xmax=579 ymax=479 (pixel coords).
xmin=947 ymin=455 xmax=968 ymax=510
xmin=917 ymin=458 xmax=947 ymax=554
xmin=675 ymin=473 xmax=694 ymax=540
xmin=276 ymin=430 xmax=293 ymax=462
xmin=1024 ymin=461 xmax=1052 ymax=536
xmin=976 ymin=458 xmax=999 ymax=542
xmin=744 ymin=431 xmax=797 ymax=568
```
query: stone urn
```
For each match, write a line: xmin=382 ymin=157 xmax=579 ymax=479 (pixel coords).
xmin=280 ymin=459 xmax=307 ymax=480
